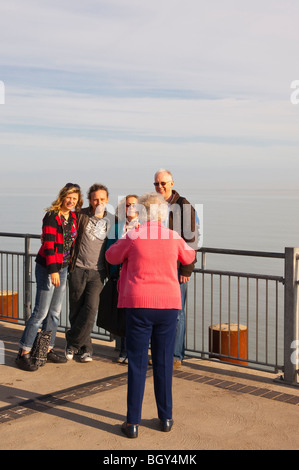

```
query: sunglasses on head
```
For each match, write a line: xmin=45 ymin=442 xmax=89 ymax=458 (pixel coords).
xmin=65 ymin=183 xmax=80 ymax=189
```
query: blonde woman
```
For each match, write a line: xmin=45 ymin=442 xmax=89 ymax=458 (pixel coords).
xmin=16 ymin=183 xmax=83 ymax=371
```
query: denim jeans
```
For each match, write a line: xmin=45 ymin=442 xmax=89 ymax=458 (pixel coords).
xmin=19 ymin=263 xmax=68 ymax=351
xmin=173 ymin=278 xmax=188 ymax=361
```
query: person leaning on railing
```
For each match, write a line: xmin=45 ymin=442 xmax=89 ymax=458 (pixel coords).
xmin=16 ymin=183 xmax=83 ymax=372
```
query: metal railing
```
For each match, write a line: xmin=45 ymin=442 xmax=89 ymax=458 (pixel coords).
xmin=0 ymin=232 xmax=111 ymax=341
xmin=185 ymin=248 xmax=285 ymax=373
xmin=1 ymin=232 xmax=299 ymax=385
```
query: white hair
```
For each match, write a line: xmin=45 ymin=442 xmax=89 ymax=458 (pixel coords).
xmin=154 ymin=168 xmax=173 ymax=181
xmin=138 ymin=192 xmax=168 ymax=222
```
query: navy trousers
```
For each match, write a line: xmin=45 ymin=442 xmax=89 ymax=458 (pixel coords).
xmin=125 ymin=308 xmax=178 ymax=425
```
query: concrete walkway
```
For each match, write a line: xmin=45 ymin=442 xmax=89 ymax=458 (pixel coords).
xmin=1 ymin=321 xmax=299 ymax=451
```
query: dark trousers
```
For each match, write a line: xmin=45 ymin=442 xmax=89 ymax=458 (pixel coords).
xmin=66 ymin=267 xmax=104 ymax=354
xmin=126 ymin=308 xmax=178 ymax=425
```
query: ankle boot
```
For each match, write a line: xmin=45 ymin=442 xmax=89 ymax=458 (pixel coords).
xmin=15 ymin=350 xmax=38 ymax=372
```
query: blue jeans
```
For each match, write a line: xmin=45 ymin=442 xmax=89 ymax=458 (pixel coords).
xmin=173 ymin=278 xmax=188 ymax=361
xmin=19 ymin=263 xmax=68 ymax=351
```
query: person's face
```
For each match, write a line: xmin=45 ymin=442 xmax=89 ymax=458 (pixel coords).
xmin=154 ymin=172 xmax=174 ymax=200
xmin=90 ymin=190 xmax=109 ymax=216
xmin=126 ymin=196 xmax=138 ymax=221
xmin=61 ymin=192 xmax=79 ymax=213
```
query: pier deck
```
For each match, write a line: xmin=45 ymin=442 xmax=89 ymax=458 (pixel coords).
xmin=1 ymin=321 xmax=299 ymax=451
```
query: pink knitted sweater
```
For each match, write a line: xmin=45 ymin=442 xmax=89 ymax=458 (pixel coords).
xmin=105 ymin=221 xmax=196 ymax=309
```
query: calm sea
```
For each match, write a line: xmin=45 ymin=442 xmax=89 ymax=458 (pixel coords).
xmin=1 ymin=186 xmax=299 ymax=275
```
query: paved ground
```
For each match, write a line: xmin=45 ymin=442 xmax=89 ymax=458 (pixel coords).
xmin=1 ymin=321 xmax=299 ymax=451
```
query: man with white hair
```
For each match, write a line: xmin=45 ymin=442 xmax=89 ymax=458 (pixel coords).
xmin=154 ymin=169 xmax=198 ymax=368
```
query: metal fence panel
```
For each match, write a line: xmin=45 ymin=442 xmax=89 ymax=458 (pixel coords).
xmin=0 ymin=233 xmax=294 ymax=375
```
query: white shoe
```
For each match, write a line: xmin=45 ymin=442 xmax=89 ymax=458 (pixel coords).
xmin=117 ymin=355 xmax=128 ymax=364
xmin=65 ymin=347 xmax=74 ymax=361
xmin=80 ymin=352 xmax=93 ymax=363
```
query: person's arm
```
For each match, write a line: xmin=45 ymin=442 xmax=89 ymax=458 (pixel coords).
xmin=178 ymin=238 xmax=196 ymax=283
xmin=179 ymin=275 xmax=190 ymax=284
xmin=42 ymin=212 xmax=61 ymax=284
xmin=174 ymin=198 xmax=199 ymax=278
xmin=50 ymin=272 xmax=60 ymax=287
xmin=105 ymin=221 xmax=121 ymax=278
xmin=105 ymin=235 xmax=132 ymax=265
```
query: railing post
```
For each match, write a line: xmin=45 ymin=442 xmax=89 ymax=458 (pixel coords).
xmin=201 ymin=250 xmax=206 ymax=270
xmin=24 ymin=235 xmax=32 ymax=322
xmin=283 ymin=247 xmax=299 ymax=385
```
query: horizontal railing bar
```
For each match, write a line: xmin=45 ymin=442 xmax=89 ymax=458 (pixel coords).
xmin=198 ymin=247 xmax=285 ymax=259
xmin=0 ymin=232 xmax=40 ymax=239
xmin=1 ymin=234 xmax=286 ymax=258
xmin=185 ymin=350 xmax=282 ymax=371
xmin=194 ymin=268 xmax=284 ymax=283
xmin=0 ymin=250 xmax=25 ymax=256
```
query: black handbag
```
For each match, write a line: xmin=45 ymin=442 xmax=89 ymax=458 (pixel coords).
xmin=30 ymin=330 xmax=52 ymax=367
xmin=96 ymin=277 xmax=126 ymax=337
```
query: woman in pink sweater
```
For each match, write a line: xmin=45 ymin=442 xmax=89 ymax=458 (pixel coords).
xmin=105 ymin=192 xmax=195 ymax=438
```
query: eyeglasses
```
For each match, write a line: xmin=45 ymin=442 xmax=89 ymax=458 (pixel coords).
xmin=153 ymin=181 xmax=171 ymax=187
xmin=65 ymin=183 xmax=80 ymax=189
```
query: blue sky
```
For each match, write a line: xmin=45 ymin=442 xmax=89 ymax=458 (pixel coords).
xmin=1 ymin=0 xmax=299 ymax=196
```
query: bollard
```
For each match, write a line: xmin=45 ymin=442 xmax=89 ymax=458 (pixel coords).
xmin=0 ymin=340 xmax=4 ymax=365
xmin=209 ymin=323 xmax=248 ymax=365
xmin=0 ymin=291 xmax=19 ymax=322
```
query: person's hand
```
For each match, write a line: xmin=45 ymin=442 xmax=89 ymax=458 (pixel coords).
xmin=180 ymin=275 xmax=190 ymax=284
xmin=51 ymin=272 xmax=60 ymax=287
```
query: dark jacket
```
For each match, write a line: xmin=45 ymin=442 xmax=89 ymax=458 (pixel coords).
xmin=168 ymin=190 xmax=198 ymax=277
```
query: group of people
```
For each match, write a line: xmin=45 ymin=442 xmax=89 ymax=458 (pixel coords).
xmin=15 ymin=169 xmax=198 ymax=438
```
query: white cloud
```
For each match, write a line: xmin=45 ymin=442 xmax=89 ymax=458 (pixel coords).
xmin=1 ymin=0 xmax=299 ymax=97
xmin=1 ymin=1 xmax=299 ymax=190
xmin=2 ymin=85 xmax=299 ymax=143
